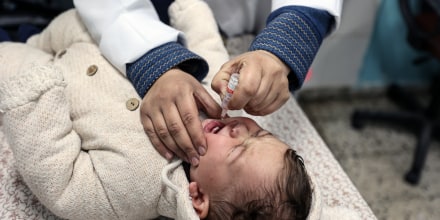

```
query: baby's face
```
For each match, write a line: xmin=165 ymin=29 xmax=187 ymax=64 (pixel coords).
xmin=190 ymin=117 xmax=288 ymax=195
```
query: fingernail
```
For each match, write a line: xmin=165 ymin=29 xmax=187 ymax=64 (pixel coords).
xmin=198 ymin=146 xmax=206 ymax=155
xmin=191 ymin=157 xmax=199 ymax=166
xmin=165 ymin=152 xmax=173 ymax=161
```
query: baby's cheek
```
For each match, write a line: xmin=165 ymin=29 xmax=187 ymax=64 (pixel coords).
xmin=205 ymin=135 xmax=230 ymax=150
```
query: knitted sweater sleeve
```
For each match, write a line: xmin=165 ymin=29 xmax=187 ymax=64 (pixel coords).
xmin=126 ymin=0 xmax=223 ymax=98
xmin=250 ymin=6 xmax=334 ymax=90
xmin=0 ymin=46 xmax=117 ymax=220
xmin=126 ymin=42 xmax=208 ymax=98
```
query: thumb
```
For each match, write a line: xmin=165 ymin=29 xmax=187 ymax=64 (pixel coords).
xmin=211 ymin=70 xmax=230 ymax=99
xmin=211 ymin=59 xmax=243 ymax=97
xmin=212 ymin=58 xmax=243 ymax=98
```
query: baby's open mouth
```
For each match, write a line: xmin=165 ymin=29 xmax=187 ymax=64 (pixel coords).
xmin=203 ymin=120 xmax=225 ymax=134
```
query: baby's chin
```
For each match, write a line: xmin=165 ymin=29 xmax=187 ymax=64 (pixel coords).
xmin=188 ymin=159 xmax=209 ymax=183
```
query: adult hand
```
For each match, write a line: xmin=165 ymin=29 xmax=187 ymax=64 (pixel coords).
xmin=211 ymin=50 xmax=291 ymax=115
xmin=141 ymin=68 xmax=221 ymax=166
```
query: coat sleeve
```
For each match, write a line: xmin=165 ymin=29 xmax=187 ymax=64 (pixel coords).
xmin=0 ymin=44 xmax=118 ymax=220
xmin=271 ymin=0 xmax=343 ymax=29
xmin=73 ymin=0 xmax=182 ymax=74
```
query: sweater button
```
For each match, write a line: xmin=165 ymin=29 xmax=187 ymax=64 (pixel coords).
xmin=126 ymin=98 xmax=140 ymax=111
xmin=87 ymin=65 xmax=98 ymax=76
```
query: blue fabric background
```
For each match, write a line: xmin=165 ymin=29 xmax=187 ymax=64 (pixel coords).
xmin=358 ymin=0 xmax=440 ymax=86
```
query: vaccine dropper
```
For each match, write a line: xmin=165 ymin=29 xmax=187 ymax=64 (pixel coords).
xmin=220 ymin=73 xmax=239 ymax=119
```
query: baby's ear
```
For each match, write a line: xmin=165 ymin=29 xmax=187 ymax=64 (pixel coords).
xmin=189 ymin=182 xmax=209 ymax=219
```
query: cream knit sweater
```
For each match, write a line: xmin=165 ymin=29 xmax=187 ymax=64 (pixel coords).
xmin=0 ymin=0 xmax=228 ymax=219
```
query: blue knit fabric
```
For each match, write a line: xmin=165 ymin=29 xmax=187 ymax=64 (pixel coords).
xmin=0 ymin=24 xmax=41 ymax=42
xmin=126 ymin=42 xmax=208 ymax=97
xmin=0 ymin=28 xmax=10 ymax=42
xmin=250 ymin=6 xmax=333 ymax=90
xmin=17 ymin=24 xmax=41 ymax=42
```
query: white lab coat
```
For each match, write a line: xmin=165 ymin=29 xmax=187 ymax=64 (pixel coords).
xmin=73 ymin=0 xmax=343 ymax=74
xmin=205 ymin=0 xmax=343 ymax=37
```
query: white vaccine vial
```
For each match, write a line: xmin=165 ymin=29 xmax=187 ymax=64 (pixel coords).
xmin=221 ymin=73 xmax=239 ymax=119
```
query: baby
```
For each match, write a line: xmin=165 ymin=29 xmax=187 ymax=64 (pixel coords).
xmin=187 ymin=117 xmax=312 ymax=219
xmin=0 ymin=2 xmax=312 ymax=220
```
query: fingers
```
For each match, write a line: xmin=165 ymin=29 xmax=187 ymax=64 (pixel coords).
xmin=163 ymin=103 xmax=201 ymax=165
xmin=175 ymin=94 xmax=207 ymax=163
xmin=245 ymin=91 xmax=290 ymax=115
xmin=211 ymin=68 xmax=231 ymax=97
xmin=194 ymin=85 xmax=222 ymax=119
xmin=140 ymin=91 xmax=202 ymax=166
xmin=212 ymin=60 xmax=262 ymax=111
xmin=211 ymin=61 xmax=242 ymax=97
xmin=244 ymin=79 xmax=273 ymax=114
xmin=141 ymin=109 xmax=174 ymax=160
xmin=238 ymin=63 xmax=272 ymax=110
xmin=244 ymin=78 xmax=290 ymax=115
xmin=212 ymin=50 xmax=291 ymax=116
xmin=142 ymin=101 xmax=202 ymax=166
xmin=140 ymin=69 xmax=211 ymax=166
xmin=226 ymin=64 xmax=257 ymax=110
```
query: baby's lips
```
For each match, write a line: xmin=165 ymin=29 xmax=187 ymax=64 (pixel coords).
xmin=202 ymin=119 xmax=225 ymax=133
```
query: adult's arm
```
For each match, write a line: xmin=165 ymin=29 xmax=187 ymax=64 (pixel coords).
xmin=74 ymin=0 xmax=220 ymax=166
xmin=73 ymin=0 xmax=208 ymax=97
xmin=272 ymin=0 xmax=343 ymax=28
xmin=73 ymin=0 xmax=179 ymax=74
xmin=210 ymin=0 xmax=343 ymax=115
xmin=204 ymin=0 xmax=342 ymax=37
xmin=249 ymin=0 xmax=343 ymax=90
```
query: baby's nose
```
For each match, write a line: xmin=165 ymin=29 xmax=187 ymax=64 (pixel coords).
xmin=229 ymin=122 xmax=246 ymax=138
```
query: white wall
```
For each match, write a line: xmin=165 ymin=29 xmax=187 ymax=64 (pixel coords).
xmin=302 ymin=0 xmax=382 ymax=89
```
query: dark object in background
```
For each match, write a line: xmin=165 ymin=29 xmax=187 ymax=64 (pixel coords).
xmin=151 ymin=0 xmax=174 ymax=25
xmin=351 ymin=0 xmax=440 ymax=185
xmin=0 ymin=0 xmax=73 ymax=41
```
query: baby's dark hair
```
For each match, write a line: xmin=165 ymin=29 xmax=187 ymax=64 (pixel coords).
xmin=206 ymin=148 xmax=312 ymax=220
